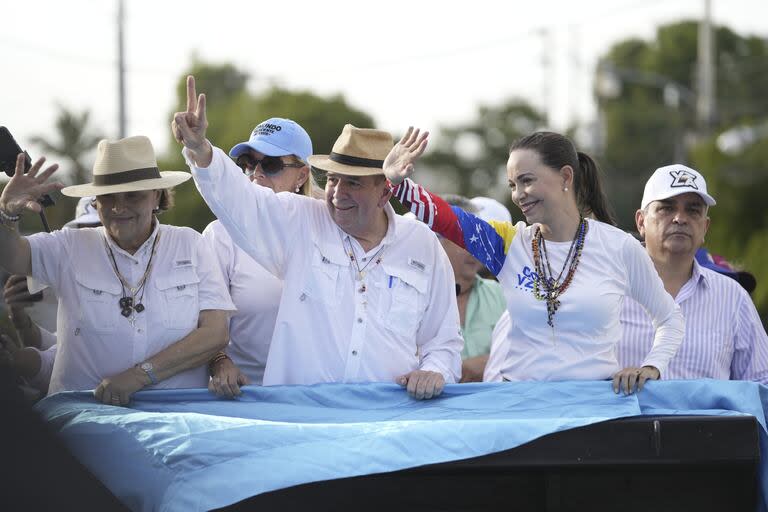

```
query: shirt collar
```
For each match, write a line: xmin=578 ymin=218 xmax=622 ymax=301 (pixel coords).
xmin=319 ymin=203 xmax=398 ymax=264
xmin=102 ymin=219 xmax=161 ymax=261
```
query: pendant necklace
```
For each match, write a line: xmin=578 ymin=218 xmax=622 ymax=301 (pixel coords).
xmin=104 ymin=230 xmax=161 ymax=321
xmin=343 ymin=236 xmax=385 ymax=293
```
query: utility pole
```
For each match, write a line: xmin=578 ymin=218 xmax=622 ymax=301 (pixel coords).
xmin=539 ymin=28 xmax=553 ymax=127
xmin=697 ymin=0 xmax=715 ymax=134
xmin=117 ymin=0 xmax=126 ymax=138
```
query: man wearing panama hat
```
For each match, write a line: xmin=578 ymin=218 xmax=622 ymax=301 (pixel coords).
xmin=174 ymin=76 xmax=461 ymax=399
xmin=0 ymin=135 xmax=235 ymax=404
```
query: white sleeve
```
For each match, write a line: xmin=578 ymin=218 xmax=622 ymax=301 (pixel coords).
xmin=415 ymin=241 xmax=463 ymax=383
xmin=623 ymin=237 xmax=685 ymax=378
xmin=28 ymin=344 xmax=57 ymax=392
xmin=27 ymin=230 xmax=71 ymax=294
xmin=38 ymin=326 xmax=57 ymax=351
xmin=483 ymin=310 xmax=511 ymax=382
xmin=201 ymin=222 xmax=235 ymax=288
xmin=186 ymin=146 xmax=311 ymax=279
xmin=193 ymin=233 xmax=236 ymax=313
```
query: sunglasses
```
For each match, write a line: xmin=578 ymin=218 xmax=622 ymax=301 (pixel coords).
xmin=235 ymin=154 xmax=305 ymax=176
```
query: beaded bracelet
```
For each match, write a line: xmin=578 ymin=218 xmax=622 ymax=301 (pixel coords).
xmin=0 ymin=208 xmax=20 ymax=223
xmin=208 ymin=351 xmax=231 ymax=375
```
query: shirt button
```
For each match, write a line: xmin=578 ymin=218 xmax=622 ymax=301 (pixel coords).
xmin=299 ymin=293 xmax=307 ymax=301
xmin=352 ymin=350 xmax=358 ymax=356
xmin=138 ymin=328 xmax=143 ymax=333
xmin=357 ymin=318 xmax=363 ymax=323
xmin=74 ymin=328 xmax=80 ymax=336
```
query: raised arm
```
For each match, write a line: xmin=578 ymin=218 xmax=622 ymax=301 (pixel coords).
xmin=173 ymin=76 xmax=308 ymax=278
xmin=384 ymin=128 xmax=517 ymax=276
xmin=0 ymin=155 xmax=62 ymax=276
xmin=172 ymin=75 xmax=212 ymax=168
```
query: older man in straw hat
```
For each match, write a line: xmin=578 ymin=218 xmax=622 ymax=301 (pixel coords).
xmin=0 ymin=135 xmax=234 ymax=405
xmin=173 ymin=76 xmax=461 ymax=399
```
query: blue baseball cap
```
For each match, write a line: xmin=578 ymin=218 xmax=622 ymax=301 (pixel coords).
xmin=229 ymin=118 xmax=312 ymax=163
xmin=695 ymin=248 xmax=757 ymax=294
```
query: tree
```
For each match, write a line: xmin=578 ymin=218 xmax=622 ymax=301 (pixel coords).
xmin=419 ymin=99 xmax=546 ymax=207
xmin=159 ymin=60 xmax=375 ymax=232
xmin=595 ymin=21 xmax=768 ymax=321
xmin=595 ymin=20 xmax=768 ymax=229
xmin=17 ymin=106 xmax=105 ymax=230
xmin=30 ymin=106 xmax=104 ymax=187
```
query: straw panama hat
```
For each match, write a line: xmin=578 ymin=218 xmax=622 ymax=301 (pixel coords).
xmin=307 ymin=125 xmax=393 ymax=176
xmin=61 ymin=135 xmax=191 ymax=197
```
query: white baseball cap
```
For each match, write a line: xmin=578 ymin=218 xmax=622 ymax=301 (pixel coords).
xmin=641 ymin=164 xmax=716 ymax=210
xmin=64 ymin=196 xmax=101 ymax=229
xmin=470 ymin=196 xmax=512 ymax=224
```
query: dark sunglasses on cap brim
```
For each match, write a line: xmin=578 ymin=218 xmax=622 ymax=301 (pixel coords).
xmin=235 ymin=153 xmax=305 ymax=176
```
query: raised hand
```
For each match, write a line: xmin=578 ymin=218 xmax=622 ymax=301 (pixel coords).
xmin=383 ymin=126 xmax=429 ymax=187
xmin=171 ymin=75 xmax=211 ymax=165
xmin=0 ymin=154 xmax=61 ymax=216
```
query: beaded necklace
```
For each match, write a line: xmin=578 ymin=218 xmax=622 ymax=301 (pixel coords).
xmin=531 ymin=217 xmax=588 ymax=327
xmin=343 ymin=236 xmax=385 ymax=293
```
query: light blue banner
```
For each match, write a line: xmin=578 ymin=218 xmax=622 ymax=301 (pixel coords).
xmin=36 ymin=380 xmax=768 ymax=512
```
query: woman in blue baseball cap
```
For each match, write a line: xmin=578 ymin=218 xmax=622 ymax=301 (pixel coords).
xmin=202 ymin=117 xmax=314 ymax=397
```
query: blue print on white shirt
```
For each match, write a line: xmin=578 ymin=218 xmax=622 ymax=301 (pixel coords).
xmin=516 ymin=266 xmax=538 ymax=292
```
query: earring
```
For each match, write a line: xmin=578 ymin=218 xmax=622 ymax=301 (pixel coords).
xmin=153 ymin=206 xmax=160 ymax=213
xmin=295 ymin=185 xmax=301 ymax=193
xmin=563 ymin=187 xmax=569 ymax=192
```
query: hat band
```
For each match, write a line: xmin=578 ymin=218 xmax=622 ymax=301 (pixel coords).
xmin=93 ymin=167 xmax=161 ymax=186
xmin=329 ymin=152 xmax=383 ymax=168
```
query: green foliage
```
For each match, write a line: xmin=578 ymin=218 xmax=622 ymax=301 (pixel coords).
xmin=160 ymin=59 xmax=375 ymax=232
xmin=420 ymin=99 xmax=546 ymax=205
xmin=25 ymin=106 xmax=104 ymax=230
xmin=597 ymin=20 xmax=768 ymax=320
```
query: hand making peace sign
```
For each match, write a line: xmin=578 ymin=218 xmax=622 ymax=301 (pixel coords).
xmin=171 ymin=75 xmax=212 ymax=167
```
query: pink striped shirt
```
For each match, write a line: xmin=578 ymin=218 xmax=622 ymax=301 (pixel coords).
xmin=619 ymin=260 xmax=768 ymax=383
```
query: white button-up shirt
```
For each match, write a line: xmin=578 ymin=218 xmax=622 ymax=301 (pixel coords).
xmin=188 ymin=147 xmax=462 ymax=385
xmin=619 ymin=260 xmax=768 ymax=383
xmin=28 ymin=222 xmax=235 ymax=394
xmin=203 ymin=220 xmax=283 ymax=385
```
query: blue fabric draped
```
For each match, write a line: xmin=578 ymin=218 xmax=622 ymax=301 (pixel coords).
xmin=35 ymin=380 xmax=768 ymax=512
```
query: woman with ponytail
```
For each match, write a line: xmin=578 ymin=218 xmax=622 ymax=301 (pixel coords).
xmin=385 ymin=128 xmax=684 ymax=394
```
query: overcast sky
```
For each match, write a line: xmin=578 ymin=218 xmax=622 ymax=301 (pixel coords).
xmin=2 ymin=0 xmax=766 ymax=165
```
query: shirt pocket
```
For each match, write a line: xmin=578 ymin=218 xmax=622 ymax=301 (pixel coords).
xmin=73 ymin=274 xmax=122 ymax=333
xmin=304 ymin=250 xmax=342 ymax=307
xmin=383 ymin=267 xmax=428 ymax=339
xmin=155 ymin=268 xmax=201 ymax=330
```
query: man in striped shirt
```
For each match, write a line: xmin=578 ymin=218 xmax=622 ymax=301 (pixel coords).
xmin=618 ymin=165 xmax=768 ymax=383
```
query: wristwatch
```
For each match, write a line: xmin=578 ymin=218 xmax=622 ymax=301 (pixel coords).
xmin=137 ymin=361 xmax=158 ymax=385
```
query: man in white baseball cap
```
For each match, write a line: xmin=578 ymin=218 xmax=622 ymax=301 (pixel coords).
xmin=619 ymin=163 xmax=768 ymax=383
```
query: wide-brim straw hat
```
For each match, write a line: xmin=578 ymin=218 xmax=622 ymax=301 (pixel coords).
xmin=61 ymin=135 xmax=191 ymax=197
xmin=307 ymin=125 xmax=393 ymax=176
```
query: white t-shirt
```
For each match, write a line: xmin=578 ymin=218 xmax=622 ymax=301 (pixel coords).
xmin=202 ymin=220 xmax=282 ymax=385
xmin=485 ymin=219 xmax=684 ymax=382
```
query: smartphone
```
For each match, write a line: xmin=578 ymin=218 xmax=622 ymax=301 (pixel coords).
xmin=0 ymin=126 xmax=32 ymax=178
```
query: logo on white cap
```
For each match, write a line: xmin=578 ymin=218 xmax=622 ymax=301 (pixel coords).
xmin=670 ymin=169 xmax=699 ymax=190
